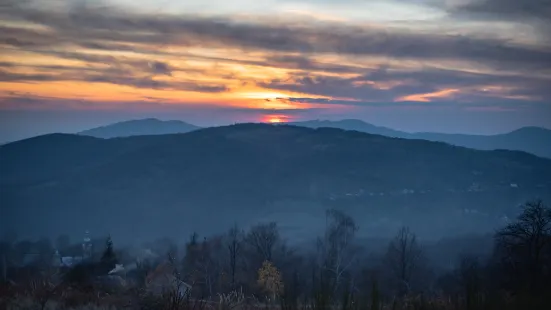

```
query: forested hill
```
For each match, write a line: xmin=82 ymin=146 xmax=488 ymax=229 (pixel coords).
xmin=292 ymin=120 xmax=551 ymax=158
xmin=2 ymin=124 xmax=550 ymax=240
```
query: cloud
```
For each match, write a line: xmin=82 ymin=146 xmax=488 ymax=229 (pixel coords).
xmin=0 ymin=93 xmax=318 ymax=120
xmin=0 ymin=1 xmax=550 ymax=123
xmin=266 ymin=55 xmax=362 ymax=73
xmin=149 ymin=61 xmax=172 ymax=76
xmin=277 ymin=96 xmax=544 ymax=115
xmin=1 ymin=3 xmax=550 ymax=73
xmin=449 ymin=0 xmax=551 ymax=21
xmin=258 ymin=65 xmax=551 ymax=105
xmin=0 ymin=71 xmax=59 ymax=83
xmin=0 ymin=66 xmax=228 ymax=93
xmin=444 ymin=0 xmax=551 ymax=41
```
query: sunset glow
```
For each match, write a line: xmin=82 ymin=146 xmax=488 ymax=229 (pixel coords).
xmin=0 ymin=0 xmax=550 ymax=141
xmin=263 ymin=114 xmax=289 ymax=124
xmin=396 ymin=89 xmax=460 ymax=103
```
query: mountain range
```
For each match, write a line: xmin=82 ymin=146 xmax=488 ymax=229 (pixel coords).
xmin=2 ymin=124 xmax=550 ymax=242
xmin=78 ymin=119 xmax=551 ymax=158
xmin=78 ymin=118 xmax=200 ymax=138
xmin=292 ymin=120 xmax=551 ymax=159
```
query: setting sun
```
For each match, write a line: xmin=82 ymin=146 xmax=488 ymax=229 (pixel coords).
xmin=263 ymin=114 xmax=289 ymax=124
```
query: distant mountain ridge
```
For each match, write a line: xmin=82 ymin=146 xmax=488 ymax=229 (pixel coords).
xmin=291 ymin=120 xmax=551 ymax=158
xmin=290 ymin=119 xmax=405 ymax=137
xmin=78 ymin=118 xmax=200 ymax=138
xmin=77 ymin=118 xmax=551 ymax=158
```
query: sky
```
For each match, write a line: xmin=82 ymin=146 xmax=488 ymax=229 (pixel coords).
xmin=1 ymin=0 xmax=550 ymax=142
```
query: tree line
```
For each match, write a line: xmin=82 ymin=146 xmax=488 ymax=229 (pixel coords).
xmin=1 ymin=199 xmax=550 ymax=309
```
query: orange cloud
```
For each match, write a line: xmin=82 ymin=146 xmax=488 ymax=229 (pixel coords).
xmin=1 ymin=3 xmax=548 ymax=115
xmin=395 ymin=88 xmax=460 ymax=102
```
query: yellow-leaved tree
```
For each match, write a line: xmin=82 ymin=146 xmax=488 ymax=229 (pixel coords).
xmin=257 ymin=260 xmax=284 ymax=301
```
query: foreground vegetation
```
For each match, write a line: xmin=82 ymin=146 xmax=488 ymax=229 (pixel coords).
xmin=1 ymin=200 xmax=550 ymax=309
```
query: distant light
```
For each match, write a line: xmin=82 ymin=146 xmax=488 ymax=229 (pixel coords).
xmin=262 ymin=114 xmax=289 ymax=124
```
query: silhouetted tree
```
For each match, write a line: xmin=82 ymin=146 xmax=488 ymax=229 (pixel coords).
xmin=385 ymin=226 xmax=423 ymax=296
xmin=317 ymin=209 xmax=358 ymax=296
xmin=0 ymin=242 xmax=9 ymax=283
xmin=100 ymin=235 xmax=117 ymax=273
xmin=494 ymin=199 xmax=551 ymax=293
xmin=246 ymin=222 xmax=280 ymax=263
xmin=226 ymin=223 xmax=244 ymax=290
xmin=183 ymin=232 xmax=200 ymax=283
xmin=456 ymin=255 xmax=484 ymax=309
xmin=198 ymin=236 xmax=224 ymax=296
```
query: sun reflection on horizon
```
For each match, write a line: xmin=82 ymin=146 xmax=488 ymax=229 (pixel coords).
xmin=262 ymin=114 xmax=290 ymax=124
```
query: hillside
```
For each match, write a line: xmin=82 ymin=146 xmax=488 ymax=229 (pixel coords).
xmin=410 ymin=126 xmax=551 ymax=158
xmin=78 ymin=118 xmax=200 ymax=138
xmin=291 ymin=119 xmax=405 ymax=137
xmin=292 ymin=120 xmax=551 ymax=158
xmin=1 ymin=124 xmax=550 ymax=241
xmin=76 ymin=118 xmax=551 ymax=158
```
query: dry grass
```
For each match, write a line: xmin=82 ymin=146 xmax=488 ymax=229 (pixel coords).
xmin=3 ymin=295 xmax=549 ymax=310
xmin=2 ymin=282 xmax=551 ymax=310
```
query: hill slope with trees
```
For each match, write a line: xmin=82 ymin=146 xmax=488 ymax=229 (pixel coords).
xmin=1 ymin=124 xmax=550 ymax=240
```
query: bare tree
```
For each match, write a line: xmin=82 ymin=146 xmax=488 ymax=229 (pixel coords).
xmin=385 ymin=226 xmax=423 ymax=296
xmin=182 ymin=234 xmax=224 ymax=297
xmin=226 ymin=224 xmax=244 ymax=290
xmin=1 ymin=242 xmax=11 ymax=283
xmin=28 ymin=276 xmax=61 ymax=310
xmin=245 ymin=222 xmax=280 ymax=262
xmin=1 ymin=252 xmax=6 ymax=283
xmin=317 ymin=209 xmax=358 ymax=295
xmin=494 ymin=199 xmax=551 ymax=292
xmin=455 ymin=255 xmax=484 ymax=309
xmin=199 ymin=238 xmax=215 ymax=297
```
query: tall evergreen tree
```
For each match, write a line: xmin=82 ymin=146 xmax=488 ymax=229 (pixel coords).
xmin=101 ymin=235 xmax=117 ymax=272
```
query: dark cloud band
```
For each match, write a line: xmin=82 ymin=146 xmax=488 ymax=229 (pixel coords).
xmin=1 ymin=4 xmax=550 ymax=72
